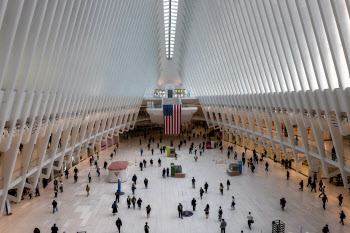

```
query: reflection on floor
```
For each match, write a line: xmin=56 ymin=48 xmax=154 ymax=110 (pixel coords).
xmin=0 ymin=133 xmax=349 ymax=233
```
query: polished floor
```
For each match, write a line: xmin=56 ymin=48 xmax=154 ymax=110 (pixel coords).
xmin=0 ymin=132 xmax=349 ymax=233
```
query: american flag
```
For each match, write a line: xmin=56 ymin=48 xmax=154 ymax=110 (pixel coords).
xmin=163 ymin=104 xmax=181 ymax=135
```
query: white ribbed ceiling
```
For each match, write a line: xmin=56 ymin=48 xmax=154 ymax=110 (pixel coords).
xmin=1 ymin=0 xmax=350 ymax=98
xmin=177 ymin=0 xmax=350 ymax=96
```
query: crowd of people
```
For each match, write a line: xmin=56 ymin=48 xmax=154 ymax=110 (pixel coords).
xmin=30 ymin=123 xmax=348 ymax=232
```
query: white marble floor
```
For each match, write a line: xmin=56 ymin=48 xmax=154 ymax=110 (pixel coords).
xmin=0 ymin=132 xmax=349 ymax=233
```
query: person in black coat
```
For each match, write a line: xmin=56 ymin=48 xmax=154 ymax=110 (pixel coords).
xmin=51 ymin=224 xmax=58 ymax=233
xmin=191 ymin=198 xmax=197 ymax=211
xmin=339 ymin=210 xmax=346 ymax=225
xmin=322 ymin=224 xmax=329 ymax=233
xmin=116 ymin=218 xmax=122 ymax=233
xmin=178 ymin=203 xmax=183 ymax=219
xmin=33 ymin=228 xmax=40 ymax=233
xmin=204 ymin=182 xmax=209 ymax=193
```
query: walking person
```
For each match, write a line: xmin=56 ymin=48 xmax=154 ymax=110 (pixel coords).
xmin=112 ymin=200 xmax=118 ymax=215
xmin=127 ymin=196 xmax=131 ymax=208
xmin=204 ymin=204 xmax=210 ymax=219
xmin=220 ymin=219 xmax=227 ymax=233
xmin=162 ymin=168 xmax=166 ymax=178
xmin=200 ymin=187 xmax=204 ymax=200
xmin=51 ymin=224 xmax=58 ymax=233
xmin=339 ymin=210 xmax=346 ymax=225
xmin=166 ymin=167 xmax=169 ymax=177
xmin=280 ymin=198 xmax=286 ymax=210
xmin=319 ymin=185 xmax=326 ymax=198
xmin=299 ymin=180 xmax=304 ymax=191
xmin=231 ymin=196 xmax=236 ymax=209
xmin=204 ymin=182 xmax=209 ymax=193
xmin=115 ymin=190 xmax=120 ymax=202
xmin=131 ymin=183 xmax=136 ymax=195
xmin=322 ymin=224 xmax=330 ymax=233
xmin=146 ymin=205 xmax=151 ymax=219
xmin=322 ymin=194 xmax=328 ymax=210
xmin=132 ymin=174 xmax=137 ymax=184
xmin=144 ymin=222 xmax=150 ymax=233
xmin=311 ymin=180 xmax=317 ymax=192
xmin=192 ymin=177 xmax=196 ymax=189
xmin=64 ymin=169 xmax=69 ymax=179
xmin=178 ymin=203 xmax=183 ymax=219
xmin=140 ymin=148 xmax=143 ymax=156
xmin=140 ymin=162 xmax=143 ymax=171
xmin=307 ymin=176 xmax=312 ymax=187
xmin=59 ymin=181 xmax=63 ymax=193
xmin=158 ymin=158 xmax=161 ymax=167
xmin=191 ymin=198 xmax=196 ymax=211
xmin=287 ymin=171 xmax=290 ymax=180
xmin=338 ymin=194 xmax=343 ymax=206
xmin=144 ymin=178 xmax=148 ymax=189
xmin=52 ymin=200 xmax=58 ymax=214
xmin=116 ymin=218 xmax=122 ymax=233
xmin=86 ymin=185 xmax=90 ymax=197
xmin=220 ymin=183 xmax=224 ymax=195
xmin=227 ymin=180 xmax=230 ymax=190
xmin=137 ymin=198 xmax=143 ymax=210
xmin=131 ymin=196 xmax=136 ymax=209
xmin=247 ymin=212 xmax=254 ymax=230
xmin=265 ymin=162 xmax=269 ymax=171
xmin=218 ymin=206 xmax=223 ymax=221
xmin=88 ymin=172 xmax=92 ymax=183
xmin=35 ymin=183 xmax=40 ymax=197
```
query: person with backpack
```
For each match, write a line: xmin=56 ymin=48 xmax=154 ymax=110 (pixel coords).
xmin=116 ymin=218 xmax=122 ymax=233
xmin=340 ymin=210 xmax=346 ymax=225
xmin=218 ymin=206 xmax=223 ymax=221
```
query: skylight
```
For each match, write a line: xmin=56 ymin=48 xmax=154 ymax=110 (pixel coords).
xmin=163 ymin=0 xmax=178 ymax=60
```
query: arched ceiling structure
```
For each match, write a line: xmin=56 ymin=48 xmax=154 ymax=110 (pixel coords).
xmin=0 ymin=0 xmax=350 ymax=217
